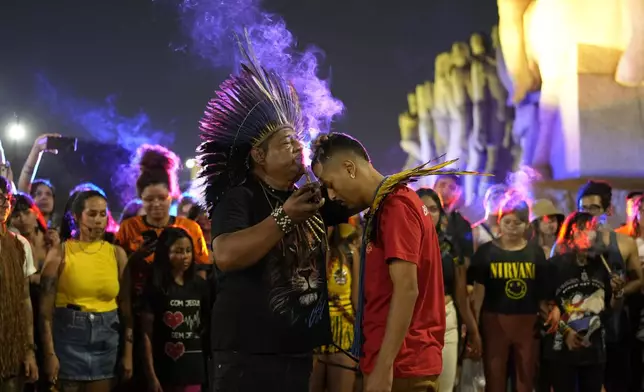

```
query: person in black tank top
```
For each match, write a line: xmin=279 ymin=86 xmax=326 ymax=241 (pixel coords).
xmin=417 ymin=188 xmax=481 ymax=391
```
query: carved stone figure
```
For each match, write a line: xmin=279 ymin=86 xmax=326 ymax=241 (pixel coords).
xmin=415 ymin=81 xmax=436 ymax=166
xmin=496 ymin=0 xmax=543 ymax=103
xmin=448 ymin=42 xmax=474 ymax=163
xmin=498 ymin=0 xmax=644 ymax=91
xmin=492 ymin=24 xmax=540 ymax=169
xmin=399 ymin=93 xmax=421 ymax=171
xmin=467 ymin=32 xmax=510 ymax=204
xmin=523 ymin=0 xmax=644 ymax=179
xmin=616 ymin=0 xmax=644 ymax=86
xmin=432 ymin=52 xmax=454 ymax=158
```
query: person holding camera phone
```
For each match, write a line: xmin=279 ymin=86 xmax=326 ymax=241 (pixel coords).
xmin=17 ymin=134 xmax=70 ymax=229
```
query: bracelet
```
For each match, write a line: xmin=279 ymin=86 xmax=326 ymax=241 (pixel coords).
xmin=614 ymin=289 xmax=625 ymax=299
xmin=271 ymin=206 xmax=295 ymax=234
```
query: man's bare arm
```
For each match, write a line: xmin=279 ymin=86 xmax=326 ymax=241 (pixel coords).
xmin=372 ymin=260 xmax=419 ymax=370
xmin=212 ymin=217 xmax=284 ymax=272
xmin=622 ymin=236 xmax=643 ymax=295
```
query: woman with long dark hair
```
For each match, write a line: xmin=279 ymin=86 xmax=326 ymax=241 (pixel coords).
xmin=310 ymin=222 xmax=360 ymax=392
xmin=416 ymin=188 xmax=481 ymax=392
xmin=542 ymin=212 xmax=624 ymax=391
xmin=11 ymin=192 xmax=51 ymax=272
xmin=40 ymin=190 xmax=132 ymax=392
xmin=59 ymin=182 xmax=119 ymax=243
xmin=140 ymin=227 xmax=210 ymax=392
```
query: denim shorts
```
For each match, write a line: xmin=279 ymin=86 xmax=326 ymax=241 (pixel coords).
xmin=53 ymin=307 xmax=120 ymax=381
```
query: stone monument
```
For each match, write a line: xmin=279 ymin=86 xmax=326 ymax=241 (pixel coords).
xmin=501 ymin=0 xmax=644 ymax=180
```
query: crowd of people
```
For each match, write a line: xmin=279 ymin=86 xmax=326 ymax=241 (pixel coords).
xmin=0 ymin=37 xmax=643 ymax=392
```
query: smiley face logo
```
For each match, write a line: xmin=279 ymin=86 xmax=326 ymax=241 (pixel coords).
xmin=505 ymin=279 xmax=527 ymax=300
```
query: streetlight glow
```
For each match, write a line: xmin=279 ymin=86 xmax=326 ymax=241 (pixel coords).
xmin=185 ymin=158 xmax=196 ymax=169
xmin=7 ymin=123 xmax=26 ymax=141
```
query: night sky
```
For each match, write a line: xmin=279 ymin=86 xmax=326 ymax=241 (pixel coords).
xmin=0 ymin=0 xmax=497 ymax=191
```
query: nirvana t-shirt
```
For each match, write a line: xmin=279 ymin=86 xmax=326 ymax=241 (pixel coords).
xmin=468 ymin=241 xmax=548 ymax=314
xmin=542 ymin=254 xmax=612 ymax=365
xmin=142 ymin=277 xmax=210 ymax=386
xmin=210 ymin=176 xmax=349 ymax=354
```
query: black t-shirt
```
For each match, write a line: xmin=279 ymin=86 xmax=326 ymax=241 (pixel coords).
xmin=142 ymin=277 xmax=210 ymax=386
xmin=446 ymin=210 xmax=473 ymax=260
xmin=210 ymin=177 xmax=348 ymax=354
xmin=468 ymin=241 xmax=548 ymax=315
xmin=439 ymin=234 xmax=461 ymax=297
xmin=542 ymin=254 xmax=612 ymax=365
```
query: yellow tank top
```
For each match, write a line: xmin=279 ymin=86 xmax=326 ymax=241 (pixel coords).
xmin=327 ymin=258 xmax=353 ymax=316
xmin=55 ymin=241 xmax=119 ymax=312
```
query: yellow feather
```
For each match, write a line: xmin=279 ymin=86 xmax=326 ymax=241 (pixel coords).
xmin=364 ymin=158 xmax=492 ymax=239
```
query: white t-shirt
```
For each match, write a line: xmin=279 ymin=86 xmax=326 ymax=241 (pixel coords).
xmin=13 ymin=233 xmax=37 ymax=277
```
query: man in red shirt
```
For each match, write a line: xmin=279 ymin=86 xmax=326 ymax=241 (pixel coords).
xmin=311 ymin=133 xmax=445 ymax=392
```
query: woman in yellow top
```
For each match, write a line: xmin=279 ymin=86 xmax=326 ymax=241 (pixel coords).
xmin=310 ymin=222 xmax=360 ymax=392
xmin=39 ymin=190 xmax=131 ymax=392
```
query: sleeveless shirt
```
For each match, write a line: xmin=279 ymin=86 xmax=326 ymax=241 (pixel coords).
xmin=56 ymin=241 xmax=120 ymax=312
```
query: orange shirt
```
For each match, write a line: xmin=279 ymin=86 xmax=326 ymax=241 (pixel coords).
xmin=116 ymin=216 xmax=210 ymax=299
xmin=116 ymin=215 xmax=209 ymax=264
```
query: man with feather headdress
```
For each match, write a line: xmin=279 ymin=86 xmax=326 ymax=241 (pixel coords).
xmin=310 ymin=133 xmax=485 ymax=392
xmin=196 ymin=33 xmax=350 ymax=391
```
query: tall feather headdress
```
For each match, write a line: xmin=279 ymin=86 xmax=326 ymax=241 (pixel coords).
xmin=196 ymin=29 xmax=303 ymax=213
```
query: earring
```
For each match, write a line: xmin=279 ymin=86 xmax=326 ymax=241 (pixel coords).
xmin=350 ymin=173 xmax=355 ymax=179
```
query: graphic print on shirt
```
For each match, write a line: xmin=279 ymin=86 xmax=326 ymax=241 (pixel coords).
xmin=553 ymin=274 xmax=605 ymax=351
xmin=266 ymin=228 xmax=326 ymax=327
xmin=489 ymin=261 xmax=535 ymax=300
xmin=165 ymin=341 xmax=186 ymax=361
xmin=163 ymin=299 xmax=201 ymax=361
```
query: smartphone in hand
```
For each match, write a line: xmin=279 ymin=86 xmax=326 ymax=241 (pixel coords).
xmin=46 ymin=136 xmax=78 ymax=152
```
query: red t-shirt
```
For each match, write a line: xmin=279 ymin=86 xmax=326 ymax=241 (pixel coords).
xmin=360 ymin=186 xmax=445 ymax=378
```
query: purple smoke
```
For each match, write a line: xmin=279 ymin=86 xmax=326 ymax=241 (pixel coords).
xmin=35 ymin=74 xmax=174 ymax=152
xmin=177 ymin=0 xmax=344 ymax=138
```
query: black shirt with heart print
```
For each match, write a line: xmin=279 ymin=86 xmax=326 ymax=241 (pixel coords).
xmin=142 ymin=276 xmax=210 ymax=386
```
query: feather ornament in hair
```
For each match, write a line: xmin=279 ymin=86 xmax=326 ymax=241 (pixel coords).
xmin=364 ymin=158 xmax=491 ymax=240
xmin=196 ymin=28 xmax=303 ymax=213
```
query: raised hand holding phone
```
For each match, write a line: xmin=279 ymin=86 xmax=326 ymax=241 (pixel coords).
xmin=32 ymin=133 xmax=63 ymax=155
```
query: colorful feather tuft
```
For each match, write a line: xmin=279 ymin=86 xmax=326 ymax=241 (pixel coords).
xmin=195 ymin=29 xmax=303 ymax=213
xmin=364 ymin=158 xmax=492 ymax=240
